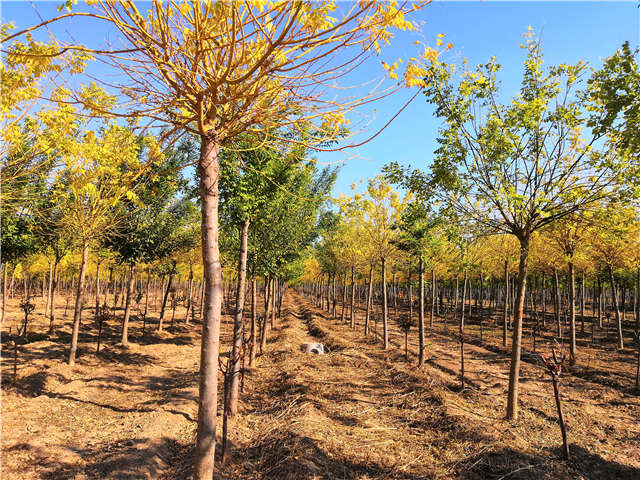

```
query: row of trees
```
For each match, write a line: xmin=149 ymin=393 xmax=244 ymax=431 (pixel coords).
xmin=307 ymin=36 xmax=640 ymax=421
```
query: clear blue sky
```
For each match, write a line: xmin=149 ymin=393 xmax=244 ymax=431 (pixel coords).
xmin=3 ymin=1 xmax=639 ymax=196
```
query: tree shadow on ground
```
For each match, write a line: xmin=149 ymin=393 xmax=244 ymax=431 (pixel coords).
xmin=5 ymin=436 xmax=181 ymax=479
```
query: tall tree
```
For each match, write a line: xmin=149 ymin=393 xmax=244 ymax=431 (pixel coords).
xmin=401 ymin=32 xmax=631 ymax=420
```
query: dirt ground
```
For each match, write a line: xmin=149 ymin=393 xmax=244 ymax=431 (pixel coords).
xmin=2 ymin=290 xmax=639 ymax=479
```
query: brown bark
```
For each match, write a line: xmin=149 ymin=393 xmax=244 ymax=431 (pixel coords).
xmin=341 ymin=271 xmax=348 ymax=324
xmin=503 ymin=259 xmax=509 ymax=347
xmin=349 ymin=266 xmax=355 ymax=329
xmin=365 ymin=266 xmax=373 ymax=334
xmin=418 ymin=256 xmax=425 ymax=366
xmin=45 ymin=261 xmax=53 ymax=317
xmin=249 ymin=277 xmax=257 ymax=367
xmin=68 ymin=241 xmax=89 ymax=366
xmin=158 ymin=261 xmax=176 ymax=331
xmin=430 ymin=269 xmax=435 ymax=328
xmin=506 ymin=235 xmax=529 ymax=420
xmin=194 ymin=134 xmax=223 ymax=480
xmin=229 ymin=217 xmax=249 ymax=416
xmin=609 ymin=265 xmax=624 ymax=350
xmin=121 ymin=263 xmax=135 ymax=345
xmin=460 ymin=270 xmax=468 ymax=390
xmin=382 ymin=257 xmax=388 ymax=349
xmin=553 ymin=267 xmax=561 ymax=338
xmin=568 ymin=261 xmax=577 ymax=363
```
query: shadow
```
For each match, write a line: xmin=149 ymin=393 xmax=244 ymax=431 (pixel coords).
xmin=5 ymin=436 xmax=184 ymax=479
xmin=235 ymin=431 xmax=427 ymax=480
xmin=96 ymin=348 xmax=156 ymax=366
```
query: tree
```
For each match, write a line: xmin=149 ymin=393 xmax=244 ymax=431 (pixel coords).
xmin=15 ymin=3 xmax=434 ymax=474
xmin=392 ymin=201 xmax=443 ymax=365
xmin=104 ymin=137 xmax=196 ymax=344
xmin=359 ymin=176 xmax=408 ymax=349
xmin=50 ymin=121 xmax=145 ymax=365
xmin=405 ymin=32 xmax=631 ymax=420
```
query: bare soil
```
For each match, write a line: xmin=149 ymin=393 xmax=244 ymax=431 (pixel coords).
xmin=2 ymin=290 xmax=639 ymax=479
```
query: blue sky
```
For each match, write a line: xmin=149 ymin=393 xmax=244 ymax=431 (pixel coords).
xmin=3 ymin=1 xmax=639 ymax=196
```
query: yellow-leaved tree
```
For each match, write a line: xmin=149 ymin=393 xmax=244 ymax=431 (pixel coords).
xmin=12 ymin=2 xmax=440 ymax=475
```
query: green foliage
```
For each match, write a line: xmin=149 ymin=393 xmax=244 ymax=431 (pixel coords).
xmin=418 ymin=32 xmax=630 ymax=239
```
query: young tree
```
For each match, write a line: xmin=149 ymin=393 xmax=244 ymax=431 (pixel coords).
xmin=104 ymin=139 xmax=196 ymax=344
xmin=360 ymin=176 xmax=408 ymax=349
xmin=50 ymin=122 xmax=145 ymax=365
xmin=15 ymin=3 xmax=434 ymax=474
xmin=403 ymin=32 xmax=631 ymax=420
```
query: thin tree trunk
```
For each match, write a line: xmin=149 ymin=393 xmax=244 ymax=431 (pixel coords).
xmin=609 ymin=265 xmax=624 ymax=350
xmin=503 ymin=259 xmax=509 ymax=347
xmin=194 ymin=134 xmax=223 ymax=480
xmin=45 ymin=261 xmax=53 ymax=317
xmin=94 ymin=260 xmax=101 ymax=328
xmin=158 ymin=262 xmax=176 ymax=332
xmin=418 ymin=256 xmax=425 ymax=366
xmin=568 ymin=260 xmax=577 ymax=364
xmin=506 ymin=235 xmax=530 ymax=420
xmin=341 ymin=271 xmax=348 ymax=324
xmin=460 ymin=270 xmax=468 ymax=389
xmin=349 ymin=266 xmax=355 ymax=329
xmin=185 ymin=262 xmax=194 ymax=324
xmin=382 ymin=257 xmax=388 ymax=349
xmin=229 ymin=217 xmax=249 ymax=416
xmin=430 ymin=269 xmax=436 ymax=328
xmin=553 ymin=267 xmax=561 ymax=338
xmin=121 ymin=263 xmax=135 ymax=345
xmin=365 ymin=266 xmax=373 ymax=334
xmin=144 ymin=267 xmax=151 ymax=321
xmin=249 ymin=277 xmax=257 ymax=367
xmin=1 ymin=264 xmax=7 ymax=326
xmin=68 ymin=241 xmax=89 ymax=366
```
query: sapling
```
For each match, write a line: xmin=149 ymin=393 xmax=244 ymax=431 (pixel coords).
xmin=397 ymin=315 xmax=413 ymax=362
xmin=18 ymin=298 xmax=35 ymax=336
xmin=540 ymin=347 xmax=570 ymax=460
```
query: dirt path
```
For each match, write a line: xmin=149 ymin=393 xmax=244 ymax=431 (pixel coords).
xmin=303 ymin=294 xmax=640 ymax=479
xmin=3 ymin=292 xmax=639 ymax=479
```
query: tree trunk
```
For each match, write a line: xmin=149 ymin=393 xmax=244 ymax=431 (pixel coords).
xmin=608 ymin=265 xmax=624 ymax=350
xmin=121 ymin=263 xmax=136 ymax=345
xmin=418 ymin=256 xmax=425 ymax=366
xmin=506 ymin=235 xmax=530 ymax=420
xmin=94 ymin=260 xmax=101 ymax=329
xmin=636 ymin=267 xmax=640 ymax=337
xmin=1 ymin=264 xmax=7 ymax=326
xmin=194 ymin=134 xmax=223 ymax=480
xmin=341 ymin=271 xmax=348 ymax=324
xmin=365 ymin=266 xmax=373 ymax=334
xmin=229 ymin=217 xmax=249 ymax=417
xmin=68 ymin=241 xmax=89 ymax=366
xmin=349 ymin=266 xmax=355 ymax=329
xmin=45 ymin=261 xmax=53 ymax=317
xmin=185 ymin=262 xmax=194 ymax=324
xmin=430 ymin=269 xmax=436 ymax=328
xmin=568 ymin=260 xmax=577 ymax=364
xmin=260 ymin=277 xmax=272 ymax=353
xmin=382 ymin=257 xmax=389 ymax=349
xmin=249 ymin=277 xmax=257 ymax=367
xmin=460 ymin=270 xmax=468 ymax=390
xmin=503 ymin=259 xmax=509 ymax=347
xmin=553 ymin=267 xmax=561 ymax=338
xmin=158 ymin=262 xmax=176 ymax=332
xmin=144 ymin=267 xmax=151 ymax=321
